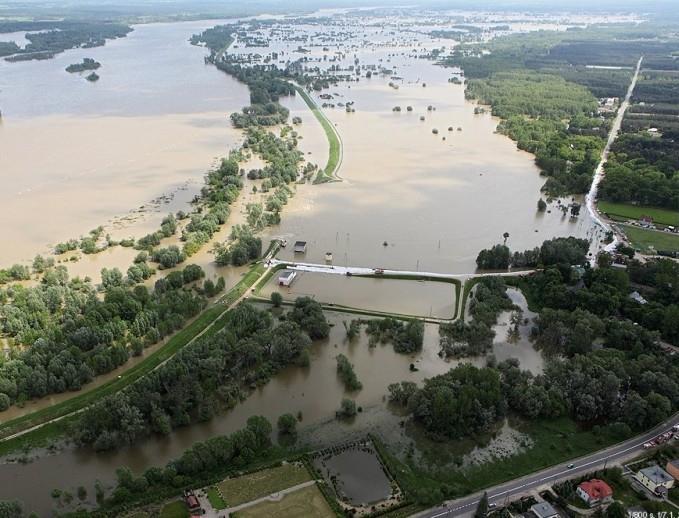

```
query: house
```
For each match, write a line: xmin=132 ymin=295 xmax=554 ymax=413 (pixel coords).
xmin=665 ymin=459 xmax=679 ymax=481
xmin=278 ymin=270 xmax=297 ymax=287
xmin=637 ymin=465 xmax=674 ymax=496
xmin=293 ymin=241 xmax=307 ymax=253
xmin=639 ymin=216 xmax=653 ymax=228
xmin=576 ymin=479 xmax=613 ymax=506
xmin=629 ymin=291 xmax=648 ymax=305
xmin=183 ymin=490 xmax=201 ymax=512
xmin=530 ymin=501 xmax=559 ymax=518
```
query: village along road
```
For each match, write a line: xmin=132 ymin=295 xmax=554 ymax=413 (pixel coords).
xmin=416 ymin=412 xmax=679 ymax=518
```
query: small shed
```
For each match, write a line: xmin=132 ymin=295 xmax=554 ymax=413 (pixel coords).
xmin=278 ymin=271 xmax=297 ymax=287
xmin=294 ymin=241 xmax=307 ymax=253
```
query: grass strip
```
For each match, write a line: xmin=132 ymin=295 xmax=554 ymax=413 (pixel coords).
xmin=294 ymin=86 xmax=341 ymax=184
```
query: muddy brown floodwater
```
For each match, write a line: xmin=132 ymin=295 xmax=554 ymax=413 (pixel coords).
xmin=0 ymin=19 xmax=249 ymax=266
xmin=260 ymin=270 xmax=457 ymax=319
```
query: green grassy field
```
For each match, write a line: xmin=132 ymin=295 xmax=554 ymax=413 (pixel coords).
xmin=207 ymin=486 xmax=227 ymax=510
xmin=598 ymin=201 xmax=679 ymax=226
xmin=623 ymin=225 xmax=679 ymax=253
xmin=218 ymin=463 xmax=312 ymax=507
xmin=0 ymin=262 xmax=266 ymax=454
xmin=295 ymin=87 xmax=341 ymax=184
xmin=233 ymin=483 xmax=334 ymax=518
xmin=159 ymin=500 xmax=189 ymax=518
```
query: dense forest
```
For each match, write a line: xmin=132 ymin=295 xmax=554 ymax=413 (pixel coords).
xmin=0 ymin=264 xmax=212 ymax=410
xmin=75 ymin=298 xmax=327 ymax=450
xmin=88 ymin=416 xmax=276 ymax=514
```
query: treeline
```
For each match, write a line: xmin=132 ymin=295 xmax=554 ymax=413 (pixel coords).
xmin=442 ymin=26 xmax=679 ymax=195
xmin=1 ymin=21 xmax=131 ymax=61
xmin=0 ymin=264 xmax=213 ymax=410
xmin=439 ymin=277 xmax=514 ymax=358
xmin=75 ymin=298 xmax=328 ymax=450
xmin=476 ymin=237 xmax=589 ymax=270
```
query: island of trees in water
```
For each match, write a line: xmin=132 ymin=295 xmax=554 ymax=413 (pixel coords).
xmin=65 ymin=57 xmax=101 ymax=73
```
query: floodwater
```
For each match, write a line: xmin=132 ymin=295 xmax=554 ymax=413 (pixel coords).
xmin=0 ymin=310 xmax=450 ymax=515
xmin=0 ymin=302 xmax=546 ymax=515
xmin=0 ymin=19 xmax=249 ymax=265
xmin=260 ymin=270 xmax=456 ymax=319
xmin=314 ymin=447 xmax=392 ymax=505
xmin=0 ymin=11 xmax=604 ymax=516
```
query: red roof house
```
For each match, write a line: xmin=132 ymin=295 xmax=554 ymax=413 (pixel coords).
xmin=576 ymin=479 xmax=613 ymax=506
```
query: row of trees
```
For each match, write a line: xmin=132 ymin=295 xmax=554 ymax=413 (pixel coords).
xmin=101 ymin=416 xmax=274 ymax=511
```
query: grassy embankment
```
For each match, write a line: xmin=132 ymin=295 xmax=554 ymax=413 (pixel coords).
xmin=598 ymin=201 xmax=679 ymax=226
xmin=0 ymin=262 xmax=267 ymax=456
xmin=294 ymin=86 xmax=341 ymax=184
xmin=621 ymin=225 xmax=679 ymax=253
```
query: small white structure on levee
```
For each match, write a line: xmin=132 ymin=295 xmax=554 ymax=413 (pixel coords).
xmin=278 ymin=271 xmax=297 ymax=287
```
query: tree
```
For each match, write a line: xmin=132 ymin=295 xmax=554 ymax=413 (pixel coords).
xmin=474 ymin=492 xmax=489 ymax=518
xmin=338 ymin=398 xmax=357 ymax=418
xmin=277 ymin=413 xmax=297 ymax=435
xmin=606 ymin=502 xmax=626 ymax=518
xmin=271 ymin=291 xmax=283 ymax=308
xmin=476 ymin=244 xmax=511 ymax=270
xmin=537 ymin=198 xmax=547 ymax=211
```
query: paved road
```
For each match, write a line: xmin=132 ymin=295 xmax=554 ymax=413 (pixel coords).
xmin=585 ymin=56 xmax=643 ymax=260
xmin=417 ymin=414 xmax=679 ymax=518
